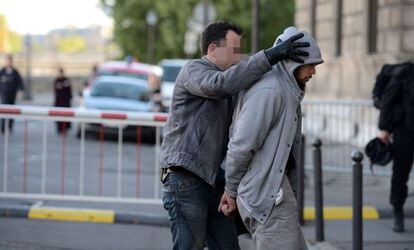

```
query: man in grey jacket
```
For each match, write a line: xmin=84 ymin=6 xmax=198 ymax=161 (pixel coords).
xmin=160 ymin=21 xmax=310 ymax=250
xmin=219 ymin=27 xmax=323 ymax=249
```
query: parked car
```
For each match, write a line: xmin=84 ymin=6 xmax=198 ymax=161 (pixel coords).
xmin=98 ymin=60 xmax=162 ymax=81
xmin=82 ymin=60 xmax=163 ymax=111
xmin=158 ymin=59 xmax=190 ymax=111
xmin=77 ymin=75 xmax=156 ymax=142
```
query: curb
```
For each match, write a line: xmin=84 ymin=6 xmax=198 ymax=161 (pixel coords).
xmin=0 ymin=204 xmax=170 ymax=226
xmin=1 ymin=205 xmax=414 ymax=226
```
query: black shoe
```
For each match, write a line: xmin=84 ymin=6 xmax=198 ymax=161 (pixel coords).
xmin=393 ymin=208 xmax=405 ymax=233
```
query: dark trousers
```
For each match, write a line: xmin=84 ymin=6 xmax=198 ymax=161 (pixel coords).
xmin=1 ymin=93 xmax=16 ymax=133
xmin=162 ymin=168 xmax=239 ymax=250
xmin=1 ymin=118 xmax=14 ymax=133
xmin=390 ymin=126 xmax=414 ymax=211
xmin=56 ymin=121 xmax=71 ymax=134
xmin=54 ymin=103 xmax=71 ymax=134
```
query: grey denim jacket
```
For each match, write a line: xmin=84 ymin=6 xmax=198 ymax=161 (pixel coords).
xmin=160 ymin=51 xmax=271 ymax=185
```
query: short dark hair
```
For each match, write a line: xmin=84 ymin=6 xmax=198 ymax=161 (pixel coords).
xmin=201 ymin=21 xmax=243 ymax=55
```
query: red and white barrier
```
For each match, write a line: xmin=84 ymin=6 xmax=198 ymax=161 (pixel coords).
xmin=0 ymin=104 xmax=167 ymax=204
xmin=0 ymin=105 xmax=169 ymax=124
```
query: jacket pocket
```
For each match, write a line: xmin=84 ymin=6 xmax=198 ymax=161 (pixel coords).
xmin=191 ymin=111 xmax=214 ymax=146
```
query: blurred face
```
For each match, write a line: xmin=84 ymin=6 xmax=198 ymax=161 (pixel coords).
xmin=294 ymin=64 xmax=317 ymax=91
xmin=208 ymin=30 xmax=242 ymax=70
xmin=58 ymin=69 xmax=64 ymax=77
xmin=5 ymin=56 xmax=13 ymax=68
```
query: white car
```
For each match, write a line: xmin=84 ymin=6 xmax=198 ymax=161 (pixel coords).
xmin=159 ymin=59 xmax=191 ymax=111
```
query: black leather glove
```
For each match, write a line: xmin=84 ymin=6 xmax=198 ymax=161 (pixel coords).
xmin=264 ymin=33 xmax=310 ymax=65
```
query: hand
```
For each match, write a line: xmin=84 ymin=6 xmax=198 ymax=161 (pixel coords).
xmin=218 ymin=192 xmax=238 ymax=218
xmin=264 ymin=33 xmax=310 ymax=65
xmin=17 ymin=91 xmax=24 ymax=101
xmin=378 ymin=130 xmax=391 ymax=144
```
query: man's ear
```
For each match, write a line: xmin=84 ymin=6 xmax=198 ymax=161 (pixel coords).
xmin=207 ymin=43 xmax=217 ymax=57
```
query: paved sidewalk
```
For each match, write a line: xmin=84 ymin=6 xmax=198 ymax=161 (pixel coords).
xmin=1 ymin=168 xmax=414 ymax=249
xmin=303 ymin=219 xmax=414 ymax=250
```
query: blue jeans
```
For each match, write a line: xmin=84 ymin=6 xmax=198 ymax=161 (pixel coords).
xmin=162 ymin=169 xmax=240 ymax=250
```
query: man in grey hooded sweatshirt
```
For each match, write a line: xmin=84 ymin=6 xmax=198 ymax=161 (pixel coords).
xmin=219 ymin=27 xmax=324 ymax=249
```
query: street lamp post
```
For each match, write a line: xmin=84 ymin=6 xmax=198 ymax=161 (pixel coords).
xmin=146 ymin=10 xmax=158 ymax=64
xmin=203 ymin=0 xmax=209 ymax=27
xmin=251 ymin=0 xmax=260 ymax=53
xmin=24 ymin=33 xmax=32 ymax=100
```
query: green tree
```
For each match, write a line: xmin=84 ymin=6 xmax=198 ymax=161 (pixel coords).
xmin=101 ymin=0 xmax=294 ymax=63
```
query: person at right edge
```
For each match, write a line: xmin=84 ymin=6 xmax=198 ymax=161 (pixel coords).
xmin=160 ymin=21 xmax=310 ymax=250
xmin=220 ymin=27 xmax=323 ymax=249
xmin=377 ymin=62 xmax=414 ymax=233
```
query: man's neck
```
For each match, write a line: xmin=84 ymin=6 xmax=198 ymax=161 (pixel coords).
xmin=205 ymin=55 xmax=226 ymax=71
xmin=5 ymin=66 xmax=13 ymax=74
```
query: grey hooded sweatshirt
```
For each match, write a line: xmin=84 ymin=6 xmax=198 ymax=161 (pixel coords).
xmin=225 ymin=27 xmax=323 ymax=224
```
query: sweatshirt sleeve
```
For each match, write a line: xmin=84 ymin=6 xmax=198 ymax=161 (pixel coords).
xmin=225 ymin=88 xmax=282 ymax=198
xmin=183 ymin=51 xmax=271 ymax=100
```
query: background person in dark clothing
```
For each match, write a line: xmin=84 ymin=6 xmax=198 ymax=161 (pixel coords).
xmin=0 ymin=54 xmax=24 ymax=133
xmin=377 ymin=62 xmax=414 ymax=232
xmin=53 ymin=67 xmax=72 ymax=134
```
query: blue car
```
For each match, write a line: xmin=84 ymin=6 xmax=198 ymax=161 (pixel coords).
xmin=77 ymin=75 xmax=157 ymax=142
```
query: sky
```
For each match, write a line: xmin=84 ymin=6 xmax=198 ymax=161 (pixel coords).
xmin=0 ymin=0 xmax=113 ymax=35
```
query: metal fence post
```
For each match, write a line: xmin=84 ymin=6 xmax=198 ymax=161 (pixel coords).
xmin=298 ymin=134 xmax=306 ymax=225
xmin=351 ymin=150 xmax=364 ymax=250
xmin=313 ymin=138 xmax=324 ymax=242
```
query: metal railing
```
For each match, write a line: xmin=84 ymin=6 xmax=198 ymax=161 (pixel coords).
xmin=301 ymin=99 xmax=387 ymax=174
xmin=0 ymin=104 xmax=168 ymax=204
xmin=0 ymin=100 xmax=395 ymax=204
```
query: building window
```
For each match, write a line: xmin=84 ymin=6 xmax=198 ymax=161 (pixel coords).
xmin=367 ymin=0 xmax=378 ymax=53
xmin=335 ymin=0 xmax=343 ymax=56
xmin=310 ymin=0 xmax=317 ymax=39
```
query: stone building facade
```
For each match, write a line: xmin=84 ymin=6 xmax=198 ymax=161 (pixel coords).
xmin=295 ymin=0 xmax=414 ymax=99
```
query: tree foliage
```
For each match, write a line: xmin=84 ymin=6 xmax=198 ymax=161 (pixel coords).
xmin=100 ymin=0 xmax=294 ymax=63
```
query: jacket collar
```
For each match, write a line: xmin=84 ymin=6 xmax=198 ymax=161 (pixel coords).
xmin=273 ymin=63 xmax=304 ymax=104
xmin=201 ymin=56 xmax=224 ymax=71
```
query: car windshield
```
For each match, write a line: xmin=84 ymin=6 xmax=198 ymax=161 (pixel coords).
xmin=99 ymin=70 xmax=148 ymax=80
xmin=91 ymin=81 xmax=150 ymax=102
xmin=162 ymin=66 xmax=182 ymax=83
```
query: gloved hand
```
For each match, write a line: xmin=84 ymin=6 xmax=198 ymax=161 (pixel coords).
xmin=264 ymin=33 xmax=310 ymax=65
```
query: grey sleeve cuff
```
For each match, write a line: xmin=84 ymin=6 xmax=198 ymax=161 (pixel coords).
xmin=225 ymin=183 xmax=238 ymax=199
xmin=252 ymin=50 xmax=272 ymax=73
